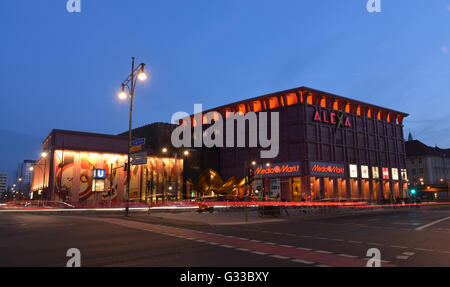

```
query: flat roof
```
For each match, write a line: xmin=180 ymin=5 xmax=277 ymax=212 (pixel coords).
xmin=201 ymin=86 xmax=409 ymax=117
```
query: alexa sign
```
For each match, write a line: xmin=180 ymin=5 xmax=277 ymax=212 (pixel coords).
xmin=314 ymin=109 xmax=352 ymax=128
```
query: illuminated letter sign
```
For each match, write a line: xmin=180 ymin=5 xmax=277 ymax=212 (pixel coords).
xmin=382 ymin=168 xmax=389 ymax=180
xmin=254 ymin=162 xmax=301 ymax=178
xmin=349 ymin=164 xmax=358 ymax=178
xmin=314 ymin=109 xmax=352 ymax=128
xmin=310 ymin=162 xmax=345 ymax=178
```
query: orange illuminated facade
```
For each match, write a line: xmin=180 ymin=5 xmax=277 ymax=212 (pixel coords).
xmin=30 ymin=130 xmax=183 ymax=203
xmin=187 ymin=86 xmax=409 ymax=202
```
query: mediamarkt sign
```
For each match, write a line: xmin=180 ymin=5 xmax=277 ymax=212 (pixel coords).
xmin=310 ymin=161 xmax=345 ymax=178
xmin=314 ymin=109 xmax=352 ymax=128
xmin=254 ymin=162 xmax=301 ymax=178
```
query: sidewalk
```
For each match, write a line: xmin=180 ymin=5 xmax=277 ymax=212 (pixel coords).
xmin=141 ymin=209 xmax=289 ymax=225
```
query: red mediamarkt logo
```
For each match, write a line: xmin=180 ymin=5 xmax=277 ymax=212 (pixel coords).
xmin=311 ymin=164 xmax=344 ymax=174
xmin=255 ymin=164 xmax=300 ymax=175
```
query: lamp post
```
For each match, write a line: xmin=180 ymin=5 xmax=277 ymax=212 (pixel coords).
xmin=118 ymin=57 xmax=148 ymax=216
xmin=162 ymin=148 xmax=191 ymax=201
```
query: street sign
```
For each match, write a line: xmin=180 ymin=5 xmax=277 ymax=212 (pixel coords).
xmin=129 ymin=144 xmax=144 ymax=153
xmin=93 ymin=169 xmax=106 ymax=179
xmin=131 ymin=152 xmax=147 ymax=159
xmin=131 ymin=138 xmax=145 ymax=146
xmin=131 ymin=158 xmax=148 ymax=165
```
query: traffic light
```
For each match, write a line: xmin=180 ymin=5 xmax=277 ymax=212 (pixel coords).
xmin=247 ymin=168 xmax=255 ymax=184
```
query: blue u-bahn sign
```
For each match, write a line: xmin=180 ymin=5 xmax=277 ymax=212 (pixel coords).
xmin=93 ymin=169 xmax=106 ymax=179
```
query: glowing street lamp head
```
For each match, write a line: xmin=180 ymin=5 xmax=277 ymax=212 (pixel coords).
xmin=119 ymin=91 xmax=127 ymax=100
xmin=29 ymin=166 xmax=34 ymax=171
xmin=184 ymin=150 xmax=189 ymax=156
xmin=251 ymin=161 xmax=256 ymax=166
xmin=162 ymin=147 xmax=168 ymax=153
xmin=41 ymin=152 xmax=48 ymax=158
xmin=138 ymin=71 xmax=148 ymax=81
xmin=119 ymin=84 xmax=127 ymax=100
xmin=137 ymin=65 xmax=148 ymax=81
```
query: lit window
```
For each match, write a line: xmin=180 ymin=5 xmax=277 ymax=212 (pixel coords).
xmin=286 ymin=93 xmax=297 ymax=106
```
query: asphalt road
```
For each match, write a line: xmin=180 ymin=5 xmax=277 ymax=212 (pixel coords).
xmin=1 ymin=206 xmax=449 ymax=267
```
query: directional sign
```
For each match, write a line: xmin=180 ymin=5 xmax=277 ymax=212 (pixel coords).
xmin=131 ymin=152 xmax=147 ymax=159
xmin=131 ymin=138 xmax=146 ymax=146
xmin=129 ymin=144 xmax=144 ymax=153
xmin=131 ymin=158 xmax=148 ymax=165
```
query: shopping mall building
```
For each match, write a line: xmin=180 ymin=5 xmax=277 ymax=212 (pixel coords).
xmin=31 ymin=86 xmax=409 ymax=203
xmin=188 ymin=86 xmax=409 ymax=202
xmin=30 ymin=127 xmax=184 ymax=204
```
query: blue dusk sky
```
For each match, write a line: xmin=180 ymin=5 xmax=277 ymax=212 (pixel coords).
xmin=1 ymin=0 xmax=450 ymax=180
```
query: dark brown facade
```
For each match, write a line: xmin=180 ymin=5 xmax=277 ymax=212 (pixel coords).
xmin=191 ymin=86 xmax=409 ymax=202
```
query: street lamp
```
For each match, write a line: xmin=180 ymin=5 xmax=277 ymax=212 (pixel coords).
xmin=118 ymin=57 xmax=148 ymax=216
xmin=161 ymin=147 xmax=191 ymax=201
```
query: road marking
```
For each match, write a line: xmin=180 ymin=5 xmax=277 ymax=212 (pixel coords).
xmin=396 ymin=255 xmax=410 ymax=260
xmin=252 ymin=251 xmax=268 ymax=255
xmin=415 ymin=216 xmax=450 ymax=231
xmin=331 ymin=238 xmax=344 ymax=242
xmin=280 ymin=244 xmax=294 ymax=248
xmin=270 ymin=255 xmax=289 ymax=260
xmin=300 ymin=235 xmax=312 ymax=238
xmin=316 ymin=264 xmax=331 ymax=267
xmin=292 ymin=259 xmax=314 ymax=265
xmin=265 ymin=242 xmax=276 ymax=245
xmin=286 ymin=233 xmax=296 ymax=236
xmin=390 ymin=245 xmax=408 ymax=249
xmin=297 ymin=247 xmax=312 ymax=251
xmin=236 ymin=248 xmax=250 ymax=252
xmin=316 ymin=250 xmax=333 ymax=254
xmin=338 ymin=254 xmax=357 ymax=258
xmin=414 ymin=248 xmax=434 ymax=252
xmin=316 ymin=237 xmax=328 ymax=240
xmin=348 ymin=240 xmax=363 ymax=244
xmin=221 ymin=244 xmax=234 ymax=248
xmin=402 ymin=252 xmax=415 ymax=256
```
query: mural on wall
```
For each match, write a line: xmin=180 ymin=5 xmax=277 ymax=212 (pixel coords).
xmin=54 ymin=151 xmax=75 ymax=201
xmin=103 ymin=154 xmax=124 ymax=202
xmin=35 ymin=150 xmax=183 ymax=203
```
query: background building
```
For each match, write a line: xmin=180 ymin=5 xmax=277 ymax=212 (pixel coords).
xmin=0 ymin=172 xmax=8 ymax=195
xmin=14 ymin=160 xmax=36 ymax=197
xmin=405 ymin=138 xmax=450 ymax=201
